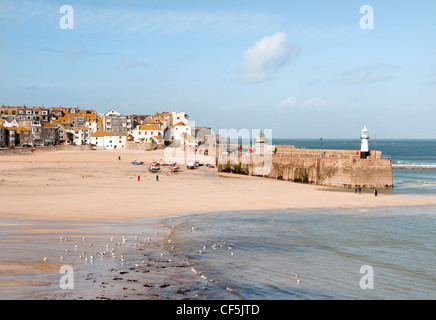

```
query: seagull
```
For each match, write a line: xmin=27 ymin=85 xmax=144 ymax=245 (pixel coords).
xmin=160 ymin=252 xmax=164 ymax=258
xmin=43 ymin=257 xmax=47 ymax=262
xmin=296 ymin=279 xmax=301 ymax=284
xmin=230 ymin=252 xmax=234 ymax=256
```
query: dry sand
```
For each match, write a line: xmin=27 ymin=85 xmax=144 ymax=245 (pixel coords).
xmin=1 ymin=148 xmax=436 ymax=222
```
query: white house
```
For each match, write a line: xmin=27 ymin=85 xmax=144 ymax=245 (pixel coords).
xmin=90 ymin=131 xmax=127 ymax=149
xmin=131 ymin=124 xmax=164 ymax=144
xmin=171 ymin=111 xmax=189 ymax=126
xmin=65 ymin=126 xmax=93 ymax=145
xmin=171 ymin=122 xmax=191 ymax=142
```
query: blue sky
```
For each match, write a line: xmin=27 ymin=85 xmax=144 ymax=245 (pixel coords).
xmin=0 ymin=0 xmax=435 ymax=138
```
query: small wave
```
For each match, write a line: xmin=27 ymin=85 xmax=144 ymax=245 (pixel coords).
xmin=392 ymin=160 xmax=436 ymax=168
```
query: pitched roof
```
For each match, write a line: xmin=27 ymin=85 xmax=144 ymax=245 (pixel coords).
xmin=91 ymin=131 xmax=115 ymax=137
xmin=172 ymin=122 xmax=188 ymax=127
xmin=135 ymin=124 xmax=162 ymax=131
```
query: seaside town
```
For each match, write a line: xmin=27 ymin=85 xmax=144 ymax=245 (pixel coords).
xmin=0 ymin=104 xmax=210 ymax=150
xmin=0 ymin=104 xmax=396 ymax=190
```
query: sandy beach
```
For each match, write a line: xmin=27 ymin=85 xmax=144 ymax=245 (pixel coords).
xmin=2 ymin=148 xmax=436 ymax=300
xmin=2 ymin=148 xmax=436 ymax=222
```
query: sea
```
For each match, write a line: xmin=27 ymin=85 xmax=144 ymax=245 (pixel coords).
xmin=1 ymin=139 xmax=435 ymax=300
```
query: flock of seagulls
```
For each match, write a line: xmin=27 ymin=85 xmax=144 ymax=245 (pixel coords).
xmin=44 ymin=220 xmax=303 ymax=295
xmin=43 ymin=232 xmax=163 ymax=268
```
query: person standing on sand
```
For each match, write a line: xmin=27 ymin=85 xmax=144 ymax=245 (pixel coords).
xmin=138 ymin=175 xmax=140 ymax=181
xmin=374 ymin=188 xmax=378 ymax=196
xmin=156 ymin=174 xmax=159 ymax=182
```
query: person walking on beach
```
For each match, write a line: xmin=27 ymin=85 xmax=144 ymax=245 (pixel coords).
xmin=358 ymin=187 xmax=361 ymax=194
xmin=138 ymin=175 xmax=140 ymax=181
xmin=374 ymin=188 xmax=378 ymax=196
xmin=156 ymin=174 xmax=159 ymax=182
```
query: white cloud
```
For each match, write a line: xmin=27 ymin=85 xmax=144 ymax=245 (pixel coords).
xmin=42 ymin=46 xmax=108 ymax=61
xmin=339 ymin=63 xmax=400 ymax=85
xmin=239 ymin=32 xmax=300 ymax=83
xmin=277 ymin=96 xmax=331 ymax=109
xmin=118 ymin=60 xmax=149 ymax=69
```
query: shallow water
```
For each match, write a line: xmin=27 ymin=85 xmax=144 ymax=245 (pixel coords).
xmin=163 ymin=206 xmax=436 ymax=300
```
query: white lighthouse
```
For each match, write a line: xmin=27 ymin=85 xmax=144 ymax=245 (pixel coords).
xmin=360 ymin=126 xmax=370 ymax=159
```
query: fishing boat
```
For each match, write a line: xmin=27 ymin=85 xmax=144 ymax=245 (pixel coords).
xmin=148 ymin=166 xmax=160 ymax=173
xmin=170 ymin=166 xmax=181 ymax=172
xmin=161 ymin=161 xmax=177 ymax=166
xmin=187 ymin=161 xmax=196 ymax=169
xmin=131 ymin=161 xmax=144 ymax=165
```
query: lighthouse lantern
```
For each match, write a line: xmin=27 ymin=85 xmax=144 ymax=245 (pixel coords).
xmin=360 ymin=126 xmax=370 ymax=159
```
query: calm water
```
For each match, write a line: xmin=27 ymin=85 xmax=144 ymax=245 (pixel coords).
xmin=158 ymin=140 xmax=436 ymax=300
xmin=163 ymin=206 xmax=436 ymax=300
xmin=272 ymin=139 xmax=436 ymax=195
